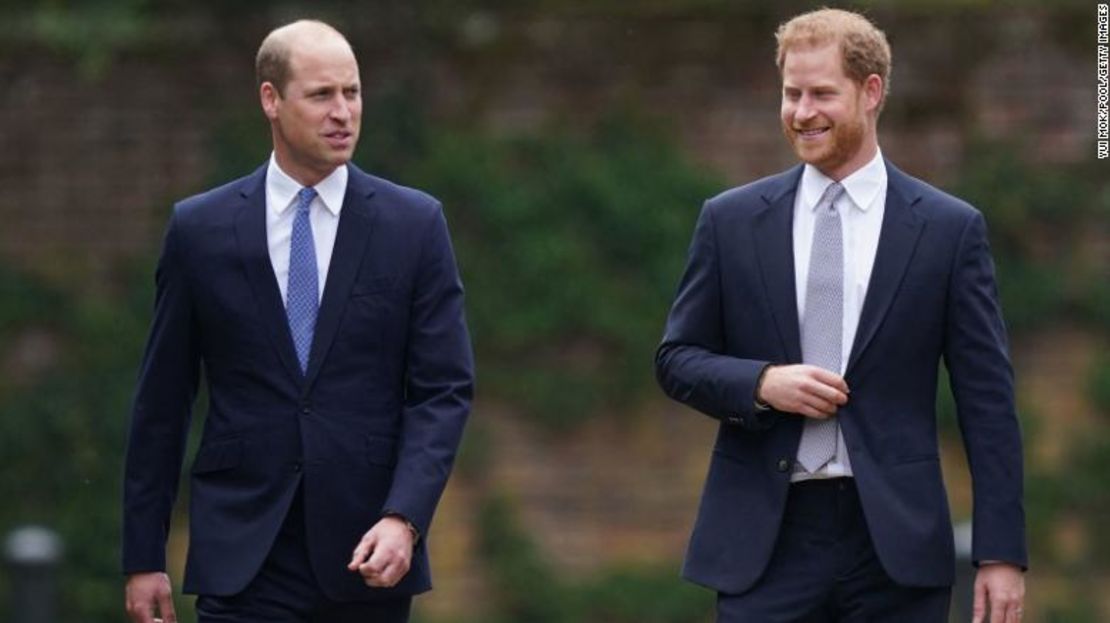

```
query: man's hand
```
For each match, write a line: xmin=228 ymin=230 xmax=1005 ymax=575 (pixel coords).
xmin=973 ymin=563 xmax=1025 ymax=622
xmin=125 ymin=571 xmax=176 ymax=623
xmin=757 ymin=364 xmax=849 ymax=419
xmin=347 ymin=516 xmax=414 ymax=588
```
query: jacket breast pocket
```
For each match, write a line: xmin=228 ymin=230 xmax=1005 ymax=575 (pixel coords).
xmin=351 ymin=275 xmax=396 ymax=298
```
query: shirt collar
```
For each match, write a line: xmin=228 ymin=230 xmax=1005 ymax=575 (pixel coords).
xmin=267 ymin=153 xmax=348 ymax=217
xmin=799 ymin=148 xmax=886 ymax=213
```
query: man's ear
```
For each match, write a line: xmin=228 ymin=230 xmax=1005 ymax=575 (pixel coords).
xmin=863 ymin=74 xmax=883 ymax=114
xmin=260 ymin=82 xmax=281 ymax=120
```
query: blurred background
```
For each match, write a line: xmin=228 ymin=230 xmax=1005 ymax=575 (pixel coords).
xmin=0 ymin=0 xmax=1106 ymax=621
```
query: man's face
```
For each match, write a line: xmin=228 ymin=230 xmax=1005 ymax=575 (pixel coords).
xmin=780 ymin=43 xmax=878 ymax=180
xmin=262 ymin=37 xmax=362 ymax=185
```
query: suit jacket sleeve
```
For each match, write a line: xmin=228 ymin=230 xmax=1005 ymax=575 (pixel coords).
xmin=122 ymin=208 xmax=201 ymax=574
xmin=655 ymin=200 xmax=776 ymax=431
xmin=383 ymin=204 xmax=474 ymax=537
xmin=944 ymin=210 xmax=1027 ymax=569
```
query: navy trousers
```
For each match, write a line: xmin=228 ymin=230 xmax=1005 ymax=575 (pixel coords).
xmin=717 ymin=479 xmax=950 ymax=623
xmin=196 ymin=486 xmax=412 ymax=623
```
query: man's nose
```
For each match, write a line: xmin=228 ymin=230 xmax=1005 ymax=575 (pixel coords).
xmin=330 ymin=95 xmax=351 ymax=122
xmin=794 ymin=96 xmax=817 ymax=122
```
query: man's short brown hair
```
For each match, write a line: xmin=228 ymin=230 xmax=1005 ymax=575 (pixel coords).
xmin=775 ymin=8 xmax=892 ymax=110
xmin=256 ymin=20 xmax=350 ymax=97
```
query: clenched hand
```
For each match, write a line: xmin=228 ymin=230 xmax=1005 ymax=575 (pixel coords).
xmin=347 ymin=516 xmax=415 ymax=588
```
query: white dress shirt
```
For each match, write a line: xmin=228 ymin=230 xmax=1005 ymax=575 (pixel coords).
xmin=266 ymin=154 xmax=347 ymax=304
xmin=791 ymin=148 xmax=887 ymax=480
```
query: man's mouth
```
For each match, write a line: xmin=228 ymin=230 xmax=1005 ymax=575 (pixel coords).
xmin=324 ymin=131 xmax=353 ymax=146
xmin=795 ymin=127 xmax=830 ymax=139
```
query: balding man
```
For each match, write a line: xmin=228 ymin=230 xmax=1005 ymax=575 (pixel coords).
xmin=122 ymin=20 xmax=474 ymax=623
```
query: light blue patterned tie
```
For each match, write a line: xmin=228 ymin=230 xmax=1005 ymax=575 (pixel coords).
xmin=796 ymin=182 xmax=846 ymax=473
xmin=286 ymin=187 xmax=318 ymax=374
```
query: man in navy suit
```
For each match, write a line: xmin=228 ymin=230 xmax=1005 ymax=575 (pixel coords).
xmin=122 ymin=20 xmax=473 ymax=622
xmin=656 ymin=9 xmax=1026 ymax=622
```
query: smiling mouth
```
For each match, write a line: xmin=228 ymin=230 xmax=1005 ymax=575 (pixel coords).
xmin=795 ymin=127 xmax=830 ymax=138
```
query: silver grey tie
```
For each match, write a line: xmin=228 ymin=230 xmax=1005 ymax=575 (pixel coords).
xmin=796 ymin=182 xmax=846 ymax=473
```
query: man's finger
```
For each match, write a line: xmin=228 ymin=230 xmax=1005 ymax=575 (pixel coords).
xmin=990 ymin=592 xmax=1016 ymax=623
xmin=804 ymin=382 xmax=843 ymax=405
xmin=972 ymin=579 xmax=986 ymax=623
xmin=368 ymin=560 xmax=400 ymax=587
xmin=360 ymin=546 xmax=391 ymax=577
xmin=989 ymin=599 xmax=1004 ymax=623
xmin=157 ymin=590 xmax=177 ymax=623
xmin=348 ymin=532 xmax=377 ymax=570
xmin=813 ymin=382 xmax=849 ymax=405
xmin=808 ymin=366 xmax=848 ymax=392
xmin=126 ymin=605 xmax=149 ymax=623
xmin=801 ymin=397 xmax=836 ymax=417
xmin=373 ymin=558 xmax=410 ymax=587
xmin=360 ymin=559 xmax=392 ymax=585
xmin=135 ymin=607 xmax=155 ymax=623
xmin=384 ymin=559 xmax=410 ymax=586
xmin=125 ymin=591 xmax=154 ymax=623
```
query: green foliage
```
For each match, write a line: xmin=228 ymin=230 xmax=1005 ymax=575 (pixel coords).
xmin=0 ymin=265 xmax=157 ymax=620
xmin=477 ymin=496 xmax=571 ymax=622
xmin=935 ymin=364 xmax=958 ymax=436
xmin=472 ymin=496 xmax=712 ymax=623
xmin=574 ymin=568 xmax=713 ymax=623
xmin=1025 ymin=428 xmax=1110 ymax=609
xmin=953 ymin=139 xmax=1108 ymax=333
xmin=10 ymin=1 xmax=153 ymax=78
xmin=406 ymin=116 xmax=719 ymax=428
xmin=1088 ymin=353 xmax=1110 ymax=417
xmin=1039 ymin=602 xmax=1101 ymax=623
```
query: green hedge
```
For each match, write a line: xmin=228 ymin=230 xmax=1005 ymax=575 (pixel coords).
xmin=463 ymin=495 xmax=712 ymax=623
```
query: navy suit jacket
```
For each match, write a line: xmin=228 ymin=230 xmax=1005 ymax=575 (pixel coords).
xmin=655 ymin=161 xmax=1026 ymax=594
xmin=122 ymin=163 xmax=474 ymax=600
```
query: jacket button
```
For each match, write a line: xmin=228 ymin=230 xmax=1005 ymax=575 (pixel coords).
xmin=776 ymin=458 xmax=791 ymax=472
xmin=727 ymin=416 xmax=741 ymax=425
xmin=292 ymin=462 xmax=302 ymax=472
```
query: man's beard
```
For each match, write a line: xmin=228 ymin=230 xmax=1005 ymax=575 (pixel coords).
xmin=784 ymin=114 xmax=865 ymax=176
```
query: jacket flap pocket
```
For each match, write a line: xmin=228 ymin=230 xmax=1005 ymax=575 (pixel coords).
xmin=191 ymin=439 xmax=243 ymax=475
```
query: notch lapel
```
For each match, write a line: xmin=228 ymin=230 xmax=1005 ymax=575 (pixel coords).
xmin=752 ymin=166 xmax=804 ymax=364
xmin=303 ymin=167 xmax=378 ymax=390
xmin=234 ymin=166 xmax=304 ymax=385
xmin=846 ymin=162 xmax=925 ymax=375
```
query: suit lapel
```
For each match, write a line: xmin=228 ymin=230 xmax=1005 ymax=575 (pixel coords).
xmin=303 ymin=166 xmax=378 ymax=390
xmin=234 ymin=165 xmax=304 ymax=385
xmin=752 ymin=165 xmax=805 ymax=364
xmin=845 ymin=161 xmax=925 ymax=375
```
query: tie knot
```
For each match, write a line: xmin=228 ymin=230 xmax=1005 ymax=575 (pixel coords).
xmin=818 ymin=182 xmax=845 ymax=212
xmin=296 ymin=187 xmax=317 ymax=213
